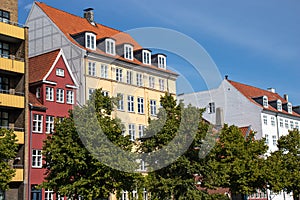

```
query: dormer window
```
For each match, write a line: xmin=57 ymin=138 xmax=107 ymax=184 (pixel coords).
xmin=85 ymin=32 xmax=96 ymax=50
xmin=263 ymin=96 xmax=268 ymax=107
xmin=287 ymin=102 xmax=292 ymax=114
xmin=105 ymin=38 xmax=115 ymax=55
xmin=277 ymin=100 xmax=282 ymax=111
xmin=142 ymin=50 xmax=151 ymax=65
xmin=158 ymin=55 xmax=166 ymax=69
xmin=124 ymin=44 xmax=133 ymax=60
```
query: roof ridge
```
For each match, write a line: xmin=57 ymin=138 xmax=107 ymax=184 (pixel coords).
xmin=29 ymin=48 xmax=60 ymax=59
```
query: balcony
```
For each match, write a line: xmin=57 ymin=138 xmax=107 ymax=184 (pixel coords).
xmin=11 ymin=168 xmax=24 ymax=182
xmin=0 ymin=55 xmax=24 ymax=74
xmin=0 ymin=90 xmax=24 ymax=108
xmin=0 ymin=21 xmax=25 ymax=40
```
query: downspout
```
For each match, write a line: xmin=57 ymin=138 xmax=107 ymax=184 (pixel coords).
xmin=28 ymin=103 xmax=33 ymax=200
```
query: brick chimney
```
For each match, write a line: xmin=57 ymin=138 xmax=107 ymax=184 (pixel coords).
xmin=83 ymin=8 xmax=94 ymax=24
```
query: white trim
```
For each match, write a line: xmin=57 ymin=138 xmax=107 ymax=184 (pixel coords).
xmin=42 ymin=80 xmax=57 ymax=85
xmin=157 ymin=54 xmax=166 ymax=69
xmin=66 ymin=84 xmax=78 ymax=89
xmin=85 ymin=32 xmax=96 ymax=50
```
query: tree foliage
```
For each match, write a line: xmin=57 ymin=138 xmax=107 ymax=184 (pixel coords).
xmin=0 ymin=128 xmax=18 ymax=191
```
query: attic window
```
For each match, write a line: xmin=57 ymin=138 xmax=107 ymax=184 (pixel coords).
xmin=142 ymin=50 xmax=151 ymax=65
xmin=124 ymin=44 xmax=133 ymax=60
xmin=263 ymin=96 xmax=268 ymax=107
xmin=105 ymin=38 xmax=115 ymax=55
xmin=158 ymin=55 xmax=166 ymax=69
xmin=85 ymin=32 xmax=96 ymax=50
xmin=277 ymin=100 xmax=282 ymax=111
xmin=56 ymin=68 xmax=64 ymax=77
xmin=287 ymin=102 xmax=292 ymax=114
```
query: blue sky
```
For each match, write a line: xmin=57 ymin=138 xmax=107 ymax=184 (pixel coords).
xmin=18 ymin=0 xmax=300 ymax=104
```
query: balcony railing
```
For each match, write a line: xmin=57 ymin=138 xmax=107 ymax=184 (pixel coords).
xmin=0 ymin=20 xmax=25 ymax=40
xmin=0 ymin=53 xmax=25 ymax=62
xmin=0 ymin=90 xmax=25 ymax=108
xmin=0 ymin=89 xmax=24 ymax=96
xmin=0 ymin=18 xmax=25 ymax=28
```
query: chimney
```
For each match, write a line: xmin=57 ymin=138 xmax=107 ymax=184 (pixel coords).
xmin=283 ymin=94 xmax=288 ymax=102
xmin=225 ymin=75 xmax=228 ymax=80
xmin=267 ymin=88 xmax=276 ymax=93
xmin=215 ymin=107 xmax=224 ymax=130
xmin=83 ymin=8 xmax=94 ymax=23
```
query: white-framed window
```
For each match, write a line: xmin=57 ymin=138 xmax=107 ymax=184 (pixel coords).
xmin=100 ymin=64 xmax=108 ymax=78
xmin=208 ymin=102 xmax=215 ymax=114
xmin=159 ymin=79 xmax=165 ymax=91
xmin=158 ymin=55 xmax=166 ymax=69
xmin=263 ymin=115 xmax=267 ymax=125
xmin=136 ymin=73 xmax=143 ymax=86
xmin=46 ymin=116 xmax=54 ymax=134
xmin=271 ymin=117 xmax=275 ymax=126
xmin=137 ymin=97 xmax=144 ymax=114
xmin=121 ymin=191 xmax=128 ymax=200
xmin=265 ymin=134 xmax=269 ymax=144
xmin=295 ymin=122 xmax=299 ymax=130
xmin=66 ymin=90 xmax=74 ymax=104
xmin=32 ymin=149 xmax=42 ymax=168
xmin=149 ymin=76 xmax=155 ymax=89
xmin=85 ymin=32 xmax=96 ymax=50
xmin=279 ymin=118 xmax=283 ymax=127
xmin=36 ymin=87 xmax=41 ymax=98
xmin=127 ymin=70 xmax=133 ymax=84
xmin=140 ymin=160 xmax=146 ymax=171
xmin=45 ymin=189 xmax=53 ymax=200
xmin=272 ymin=135 xmax=277 ymax=146
xmin=88 ymin=62 xmax=96 ymax=76
xmin=56 ymin=68 xmax=64 ymax=77
xmin=124 ymin=44 xmax=133 ymax=60
xmin=143 ymin=188 xmax=148 ymax=200
xmin=116 ymin=68 xmax=123 ymax=82
xmin=56 ymin=89 xmax=64 ymax=103
xmin=132 ymin=190 xmax=138 ymax=199
xmin=128 ymin=95 xmax=134 ymax=112
xmin=277 ymin=100 xmax=282 ymax=111
xmin=33 ymin=114 xmax=43 ymax=133
xmin=105 ymin=38 xmax=115 ymax=55
xmin=263 ymin=96 xmax=268 ymax=107
xmin=150 ymin=100 xmax=157 ymax=116
xmin=285 ymin=120 xmax=289 ymax=129
xmin=142 ymin=50 xmax=151 ymax=65
xmin=290 ymin=121 xmax=294 ymax=129
xmin=46 ymin=87 xmax=54 ymax=101
xmin=117 ymin=93 xmax=124 ymax=111
xmin=88 ymin=88 xmax=95 ymax=100
xmin=138 ymin=125 xmax=145 ymax=138
xmin=102 ymin=90 xmax=109 ymax=97
xmin=129 ymin=124 xmax=135 ymax=141
xmin=287 ymin=103 xmax=292 ymax=114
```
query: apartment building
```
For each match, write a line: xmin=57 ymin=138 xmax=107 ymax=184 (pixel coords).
xmin=0 ymin=0 xmax=28 ymax=199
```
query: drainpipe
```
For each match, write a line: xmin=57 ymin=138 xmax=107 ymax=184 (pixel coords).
xmin=28 ymin=103 xmax=33 ymax=200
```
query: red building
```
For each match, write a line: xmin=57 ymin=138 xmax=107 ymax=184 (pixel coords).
xmin=28 ymin=49 xmax=77 ymax=200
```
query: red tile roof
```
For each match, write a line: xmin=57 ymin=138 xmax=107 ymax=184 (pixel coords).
xmin=35 ymin=2 xmax=177 ymax=76
xmin=29 ymin=49 xmax=61 ymax=84
xmin=29 ymin=92 xmax=46 ymax=109
xmin=228 ymin=80 xmax=300 ymax=117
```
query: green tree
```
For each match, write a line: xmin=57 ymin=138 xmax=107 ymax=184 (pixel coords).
xmin=266 ymin=129 xmax=300 ymax=200
xmin=0 ymin=128 xmax=18 ymax=191
xmin=42 ymin=89 xmax=143 ymax=199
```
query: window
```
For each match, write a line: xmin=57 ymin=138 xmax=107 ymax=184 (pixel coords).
xmin=132 ymin=190 xmax=138 ymax=199
xmin=32 ymin=150 xmax=42 ymax=168
xmin=208 ymin=102 xmax=215 ymax=114
xmin=285 ymin=120 xmax=289 ymax=129
xmin=279 ymin=118 xmax=283 ymax=128
xmin=56 ymin=89 xmax=64 ymax=103
xmin=263 ymin=96 xmax=268 ymax=107
xmin=150 ymin=100 xmax=157 ymax=116
xmin=0 ymin=10 xmax=10 ymax=23
xmin=31 ymin=185 xmax=42 ymax=200
xmin=0 ymin=42 xmax=9 ymax=58
xmin=124 ymin=44 xmax=133 ymax=60
xmin=36 ymin=87 xmax=41 ymax=98
xmin=85 ymin=32 xmax=96 ymax=50
xmin=46 ymin=116 xmax=54 ymax=134
xmin=121 ymin=191 xmax=128 ymax=200
xmin=102 ymin=90 xmax=109 ymax=97
xmin=142 ymin=50 xmax=151 ymax=65
xmin=127 ymin=70 xmax=133 ymax=84
xmin=116 ymin=68 xmax=123 ymax=82
xmin=271 ymin=117 xmax=275 ymax=126
xmin=117 ymin=93 xmax=124 ymax=111
xmin=272 ymin=135 xmax=277 ymax=146
xmin=138 ymin=125 xmax=145 ymax=138
xmin=265 ymin=134 xmax=269 ymax=144
xmin=137 ymin=97 xmax=144 ymax=114
xmin=140 ymin=160 xmax=146 ymax=171
xmin=45 ymin=87 xmax=54 ymax=101
xmin=66 ymin=90 xmax=74 ymax=104
xmin=0 ymin=111 xmax=8 ymax=128
xmin=143 ymin=189 xmax=148 ymax=200
xmin=56 ymin=193 xmax=65 ymax=200
xmin=290 ymin=121 xmax=294 ymax=129
xmin=159 ymin=79 xmax=165 ymax=91
xmin=0 ymin=76 xmax=9 ymax=93
xmin=56 ymin=68 xmax=64 ymax=77
xmin=88 ymin=62 xmax=96 ymax=76
xmin=100 ymin=64 xmax=108 ymax=78
xmin=149 ymin=76 xmax=155 ymax=89
xmin=88 ymin=88 xmax=95 ymax=100
xmin=295 ymin=122 xmax=299 ymax=130
xmin=105 ymin=38 xmax=115 ymax=55
xmin=287 ymin=103 xmax=292 ymax=113
xmin=263 ymin=115 xmax=267 ymax=125
xmin=136 ymin=73 xmax=143 ymax=86
xmin=33 ymin=114 xmax=43 ymax=133
xmin=45 ymin=189 xmax=53 ymax=200
xmin=128 ymin=124 xmax=135 ymax=141
xmin=277 ymin=100 xmax=282 ymax=111
xmin=158 ymin=55 xmax=166 ymax=69
xmin=128 ymin=95 xmax=134 ymax=112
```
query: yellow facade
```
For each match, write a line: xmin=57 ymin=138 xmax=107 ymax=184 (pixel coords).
xmin=0 ymin=93 xmax=25 ymax=108
xmin=14 ymin=131 xmax=24 ymax=144
xmin=0 ymin=22 xmax=25 ymax=40
xmin=11 ymin=169 xmax=24 ymax=182
xmin=0 ymin=57 xmax=25 ymax=73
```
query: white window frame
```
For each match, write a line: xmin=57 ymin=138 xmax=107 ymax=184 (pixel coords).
xmin=85 ymin=32 xmax=96 ymax=50
xmin=100 ymin=64 xmax=108 ymax=78
xmin=277 ymin=100 xmax=282 ymax=111
xmin=56 ymin=88 xmax=64 ymax=103
xmin=56 ymin=68 xmax=64 ymax=77
xmin=138 ymin=125 xmax=145 ymax=138
xmin=102 ymin=90 xmax=109 ymax=97
xmin=45 ymin=189 xmax=54 ymax=200
xmin=158 ymin=55 xmax=166 ymax=69
xmin=32 ymin=149 xmax=42 ymax=168
xmin=36 ymin=87 xmax=41 ymax=98
xmin=272 ymin=135 xmax=277 ymax=146
xmin=263 ymin=115 xmax=267 ymax=125
xmin=116 ymin=68 xmax=123 ymax=82
xmin=140 ymin=160 xmax=146 ymax=171
xmin=66 ymin=90 xmax=74 ymax=104
xmin=142 ymin=50 xmax=151 ymax=65
xmin=208 ymin=102 xmax=215 ymax=114
xmin=265 ymin=134 xmax=269 ymax=144
xmin=46 ymin=116 xmax=54 ymax=134
xmin=149 ymin=76 xmax=155 ymax=89
xmin=105 ymin=38 xmax=116 ymax=55
xmin=150 ymin=100 xmax=157 ymax=116
xmin=287 ymin=102 xmax=292 ymax=114
xmin=117 ymin=93 xmax=124 ymax=111
xmin=88 ymin=88 xmax=95 ymax=100
xmin=124 ymin=44 xmax=133 ymax=60
xmin=88 ymin=62 xmax=96 ymax=76
xmin=137 ymin=97 xmax=144 ymax=114
xmin=46 ymin=87 xmax=54 ymax=101
xmin=33 ymin=114 xmax=43 ymax=133
xmin=121 ymin=191 xmax=128 ymax=200
xmin=128 ymin=124 xmax=135 ymax=141
xmin=290 ymin=121 xmax=294 ymax=129
xmin=263 ymin=96 xmax=268 ymax=107
xmin=159 ymin=79 xmax=165 ymax=91
xmin=285 ymin=119 xmax=289 ymax=129
xmin=295 ymin=122 xmax=299 ymax=130
xmin=271 ymin=116 xmax=275 ymax=126
xmin=143 ymin=188 xmax=148 ymax=200
xmin=127 ymin=70 xmax=133 ymax=84
xmin=136 ymin=73 xmax=143 ymax=86
xmin=279 ymin=118 xmax=283 ymax=127
xmin=128 ymin=95 xmax=134 ymax=112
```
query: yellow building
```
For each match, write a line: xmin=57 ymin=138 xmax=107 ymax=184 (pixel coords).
xmin=0 ymin=0 xmax=28 ymax=199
